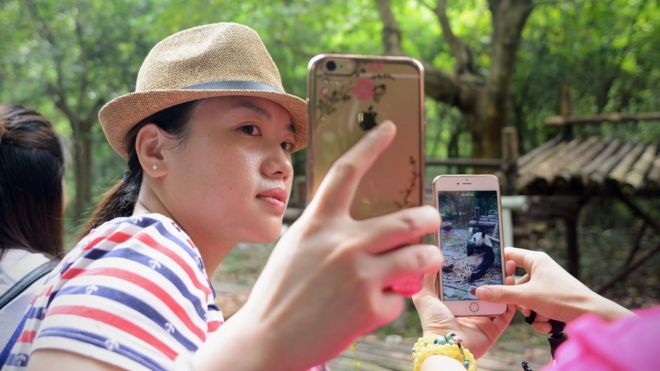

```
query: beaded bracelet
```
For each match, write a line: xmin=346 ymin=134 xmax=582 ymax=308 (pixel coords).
xmin=412 ymin=333 xmax=477 ymax=371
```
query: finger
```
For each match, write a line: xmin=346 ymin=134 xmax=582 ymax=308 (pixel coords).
xmin=503 ymin=247 xmax=542 ymax=270
xmin=519 ymin=306 xmax=531 ymax=317
xmin=377 ymin=244 xmax=442 ymax=286
xmin=310 ymin=121 xmax=396 ymax=215
xmin=536 ymin=313 xmax=550 ymax=322
xmin=491 ymin=304 xmax=516 ymax=330
xmin=505 ymin=260 xmax=516 ymax=277
xmin=359 ymin=205 xmax=440 ymax=254
xmin=474 ymin=281 xmax=532 ymax=304
xmin=504 ymin=275 xmax=515 ymax=285
xmin=532 ymin=321 xmax=552 ymax=334
xmin=515 ymin=273 xmax=530 ymax=285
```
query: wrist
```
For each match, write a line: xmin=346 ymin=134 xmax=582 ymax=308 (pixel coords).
xmin=585 ymin=294 xmax=633 ymax=321
xmin=413 ymin=334 xmax=476 ymax=371
xmin=193 ymin=309 xmax=279 ymax=371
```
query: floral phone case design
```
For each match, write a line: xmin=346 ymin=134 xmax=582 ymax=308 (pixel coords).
xmin=306 ymin=54 xmax=425 ymax=219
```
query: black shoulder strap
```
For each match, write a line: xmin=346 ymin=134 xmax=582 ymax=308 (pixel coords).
xmin=0 ymin=259 xmax=59 ymax=310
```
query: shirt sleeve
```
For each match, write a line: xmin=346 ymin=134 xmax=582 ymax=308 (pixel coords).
xmin=31 ymin=216 xmax=214 ymax=371
xmin=542 ymin=305 xmax=660 ymax=371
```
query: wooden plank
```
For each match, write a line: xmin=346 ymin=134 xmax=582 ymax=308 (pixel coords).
xmin=517 ymin=135 xmax=563 ymax=169
xmin=645 ymin=156 xmax=660 ymax=189
xmin=519 ymin=138 xmax=583 ymax=190
xmin=551 ymin=137 xmax=600 ymax=188
xmin=623 ymin=144 xmax=657 ymax=194
xmin=544 ymin=111 xmax=660 ymax=126
xmin=606 ymin=142 xmax=646 ymax=185
xmin=588 ymin=141 xmax=635 ymax=187
xmin=516 ymin=141 xmax=569 ymax=191
xmin=581 ymin=139 xmax=621 ymax=176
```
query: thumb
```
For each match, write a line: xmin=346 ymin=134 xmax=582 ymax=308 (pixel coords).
xmin=475 ymin=284 xmax=527 ymax=304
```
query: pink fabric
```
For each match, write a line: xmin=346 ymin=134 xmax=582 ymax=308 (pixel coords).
xmin=542 ymin=305 xmax=660 ymax=371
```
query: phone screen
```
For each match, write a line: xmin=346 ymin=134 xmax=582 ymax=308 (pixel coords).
xmin=438 ymin=190 xmax=504 ymax=301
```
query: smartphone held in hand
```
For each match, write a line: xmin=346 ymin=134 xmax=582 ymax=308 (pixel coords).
xmin=433 ymin=174 xmax=507 ymax=316
xmin=306 ymin=54 xmax=425 ymax=219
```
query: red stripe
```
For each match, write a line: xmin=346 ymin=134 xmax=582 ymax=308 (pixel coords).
xmin=79 ymin=267 xmax=206 ymax=341
xmin=207 ymin=320 xmax=223 ymax=333
xmin=61 ymin=267 xmax=85 ymax=280
xmin=108 ymin=232 xmax=133 ymax=244
xmin=82 ymin=236 xmax=105 ymax=251
xmin=48 ymin=305 xmax=178 ymax=360
xmin=17 ymin=330 xmax=36 ymax=343
xmin=135 ymin=233 xmax=210 ymax=296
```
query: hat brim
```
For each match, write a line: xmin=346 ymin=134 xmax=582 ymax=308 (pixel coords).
xmin=99 ymin=89 xmax=308 ymax=159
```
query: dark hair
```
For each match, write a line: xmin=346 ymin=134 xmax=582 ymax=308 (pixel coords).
xmin=0 ymin=104 xmax=65 ymax=259
xmin=81 ymin=100 xmax=199 ymax=236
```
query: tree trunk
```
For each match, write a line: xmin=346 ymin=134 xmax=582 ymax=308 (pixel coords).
xmin=375 ymin=0 xmax=533 ymax=159
xmin=73 ymin=126 xmax=93 ymax=223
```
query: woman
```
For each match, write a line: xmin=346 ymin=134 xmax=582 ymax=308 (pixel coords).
xmin=0 ymin=104 xmax=64 ymax=350
xmin=3 ymin=23 xmax=453 ymax=370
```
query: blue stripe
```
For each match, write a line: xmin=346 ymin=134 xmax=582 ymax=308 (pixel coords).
xmin=37 ymin=326 xmax=166 ymax=371
xmin=125 ymin=216 xmax=205 ymax=272
xmin=185 ymin=80 xmax=283 ymax=93
xmin=84 ymin=247 xmax=109 ymax=260
xmin=25 ymin=305 xmax=47 ymax=320
xmin=58 ymin=285 xmax=198 ymax=351
xmin=101 ymin=247 xmax=207 ymax=320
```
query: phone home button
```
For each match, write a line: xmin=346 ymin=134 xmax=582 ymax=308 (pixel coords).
xmin=469 ymin=302 xmax=479 ymax=313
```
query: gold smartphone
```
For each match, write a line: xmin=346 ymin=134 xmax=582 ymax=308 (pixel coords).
xmin=306 ymin=54 xmax=425 ymax=219
xmin=433 ymin=174 xmax=507 ymax=316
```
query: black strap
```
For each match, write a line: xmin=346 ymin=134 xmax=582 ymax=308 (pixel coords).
xmin=0 ymin=259 xmax=59 ymax=310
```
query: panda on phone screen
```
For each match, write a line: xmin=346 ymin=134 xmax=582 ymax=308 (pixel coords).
xmin=466 ymin=231 xmax=495 ymax=282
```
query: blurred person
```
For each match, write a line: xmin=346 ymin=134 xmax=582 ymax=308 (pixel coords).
xmin=0 ymin=104 xmax=64 ymax=350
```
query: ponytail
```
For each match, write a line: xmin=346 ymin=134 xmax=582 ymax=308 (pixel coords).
xmin=81 ymin=100 xmax=199 ymax=237
xmin=81 ymin=152 xmax=142 ymax=237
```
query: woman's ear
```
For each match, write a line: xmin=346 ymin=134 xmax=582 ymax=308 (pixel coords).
xmin=135 ymin=123 xmax=168 ymax=178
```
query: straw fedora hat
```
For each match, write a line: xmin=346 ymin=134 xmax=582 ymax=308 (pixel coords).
xmin=99 ymin=22 xmax=307 ymax=159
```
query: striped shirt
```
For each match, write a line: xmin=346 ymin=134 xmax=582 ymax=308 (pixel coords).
xmin=2 ymin=214 xmax=223 ymax=371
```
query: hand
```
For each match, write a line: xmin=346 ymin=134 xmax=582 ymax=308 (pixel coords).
xmin=205 ymin=121 xmax=442 ymax=370
xmin=412 ymin=271 xmax=515 ymax=359
xmin=475 ymin=247 xmax=632 ymax=329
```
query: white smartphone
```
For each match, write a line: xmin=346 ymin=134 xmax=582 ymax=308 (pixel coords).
xmin=433 ymin=174 xmax=507 ymax=316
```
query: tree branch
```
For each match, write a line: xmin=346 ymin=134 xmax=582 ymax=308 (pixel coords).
xmin=425 ymin=65 xmax=476 ymax=111
xmin=430 ymin=0 xmax=481 ymax=78
xmin=24 ymin=0 xmax=73 ymax=121
xmin=374 ymin=0 xmax=404 ymax=55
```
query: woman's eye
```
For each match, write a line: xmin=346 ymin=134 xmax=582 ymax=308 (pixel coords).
xmin=239 ymin=125 xmax=261 ymax=136
xmin=281 ymin=141 xmax=295 ymax=152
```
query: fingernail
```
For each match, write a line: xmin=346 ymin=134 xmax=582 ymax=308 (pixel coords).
xmin=476 ymin=286 xmax=490 ymax=297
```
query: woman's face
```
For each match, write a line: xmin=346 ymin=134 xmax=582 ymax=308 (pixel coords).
xmin=160 ymin=96 xmax=295 ymax=251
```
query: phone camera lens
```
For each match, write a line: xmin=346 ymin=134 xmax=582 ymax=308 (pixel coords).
xmin=326 ymin=61 xmax=337 ymax=71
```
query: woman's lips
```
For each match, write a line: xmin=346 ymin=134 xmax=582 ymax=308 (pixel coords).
xmin=257 ymin=188 xmax=287 ymax=214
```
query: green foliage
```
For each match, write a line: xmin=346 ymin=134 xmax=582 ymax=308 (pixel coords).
xmin=1 ymin=0 xmax=657 ymax=226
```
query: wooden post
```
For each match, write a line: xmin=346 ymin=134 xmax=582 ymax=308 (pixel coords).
xmin=501 ymin=126 xmax=519 ymax=195
xmin=565 ymin=212 xmax=580 ymax=279
xmin=560 ymin=83 xmax=573 ymax=140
